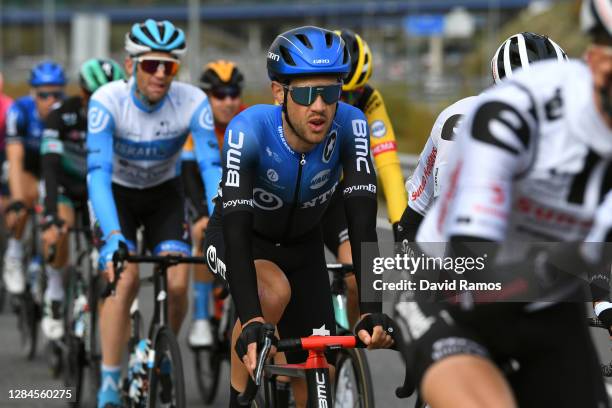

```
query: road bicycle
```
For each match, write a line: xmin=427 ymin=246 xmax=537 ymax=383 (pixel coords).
xmin=104 ymin=242 xmax=207 ymax=408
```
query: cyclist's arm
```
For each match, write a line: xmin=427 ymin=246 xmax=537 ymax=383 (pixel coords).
xmin=443 ymin=91 xmax=536 ymax=243
xmin=366 ymin=89 xmax=407 ymax=224
xmin=219 ymin=116 xmax=262 ymax=323
xmin=41 ymin=107 xmax=64 ymax=217
xmin=190 ymin=99 xmax=222 ymax=213
xmin=340 ymin=111 xmax=381 ymax=314
xmin=5 ymin=104 xmax=27 ymax=201
xmin=86 ymin=100 xmax=121 ymax=238
xmin=406 ymin=133 xmax=438 ymax=217
xmin=181 ymin=134 xmax=208 ymax=219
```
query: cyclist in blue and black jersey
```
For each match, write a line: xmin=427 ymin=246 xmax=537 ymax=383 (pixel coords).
xmin=203 ymin=26 xmax=395 ymax=407
xmin=39 ymin=58 xmax=126 ymax=341
xmin=87 ymin=19 xmax=221 ymax=408
xmin=3 ymin=61 xmax=66 ymax=295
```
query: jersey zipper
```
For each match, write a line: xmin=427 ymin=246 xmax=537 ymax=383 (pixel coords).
xmin=281 ymin=153 xmax=306 ymax=244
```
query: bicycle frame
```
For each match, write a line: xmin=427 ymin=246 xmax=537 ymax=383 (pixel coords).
xmin=239 ymin=330 xmax=365 ymax=407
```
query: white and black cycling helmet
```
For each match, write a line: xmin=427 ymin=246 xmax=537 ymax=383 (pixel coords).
xmin=581 ymin=0 xmax=612 ymax=40
xmin=125 ymin=19 xmax=186 ymax=58
xmin=490 ymin=32 xmax=567 ymax=84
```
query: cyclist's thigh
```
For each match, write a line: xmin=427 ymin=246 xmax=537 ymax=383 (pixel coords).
xmin=22 ymin=170 xmax=39 ymax=204
xmin=141 ymin=178 xmax=190 ymax=256
xmin=507 ymin=303 xmax=609 ymax=408
xmin=422 ymin=354 xmax=515 ymax=408
xmin=276 ymin=237 xmax=336 ymax=364
xmin=321 ymin=188 xmax=348 ymax=257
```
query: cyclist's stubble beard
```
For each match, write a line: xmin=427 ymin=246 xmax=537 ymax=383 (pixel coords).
xmin=135 ymin=64 xmax=173 ymax=106
xmin=282 ymin=91 xmax=335 ymax=150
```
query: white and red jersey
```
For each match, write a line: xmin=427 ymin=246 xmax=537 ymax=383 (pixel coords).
xmin=406 ymin=96 xmax=477 ymax=215
xmin=417 ymin=60 xmax=612 ymax=256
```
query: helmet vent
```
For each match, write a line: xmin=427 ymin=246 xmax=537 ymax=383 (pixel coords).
xmin=295 ymin=34 xmax=313 ymax=49
xmin=280 ymin=46 xmax=296 ymax=66
xmin=325 ymin=32 xmax=334 ymax=47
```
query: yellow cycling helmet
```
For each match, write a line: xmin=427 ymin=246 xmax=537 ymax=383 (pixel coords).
xmin=200 ymin=59 xmax=244 ymax=91
xmin=335 ymin=29 xmax=373 ymax=91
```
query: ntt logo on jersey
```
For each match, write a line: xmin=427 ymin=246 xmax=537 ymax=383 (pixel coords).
xmin=88 ymin=107 xmax=110 ymax=133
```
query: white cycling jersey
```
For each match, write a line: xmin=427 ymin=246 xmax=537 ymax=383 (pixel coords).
xmin=417 ymin=60 xmax=612 ymax=257
xmin=407 ymin=96 xmax=478 ymax=215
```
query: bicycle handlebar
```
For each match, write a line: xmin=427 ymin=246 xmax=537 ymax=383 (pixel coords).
xmin=237 ymin=324 xmax=368 ymax=406
xmin=100 ymin=241 xmax=207 ymax=298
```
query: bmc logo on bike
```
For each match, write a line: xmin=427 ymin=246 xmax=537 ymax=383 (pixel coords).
xmin=316 ymin=372 xmax=328 ymax=407
xmin=226 ymin=130 xmax=244 ymax=188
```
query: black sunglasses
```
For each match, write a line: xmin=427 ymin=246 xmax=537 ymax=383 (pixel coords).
xmin=136 ymin=57 xmax=180 ymax=76
xmin=36 ymin=91 xmax=64 ymax=100
xmin=283 ymin=84 xmax=342 ymax=106
xmin=211 ymin=87 xmax=241 ymax=100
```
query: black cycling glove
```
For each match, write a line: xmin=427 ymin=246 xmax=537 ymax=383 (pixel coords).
xmin=234 ymin=321 xmax=278 ymax=361
xmin=354 ymin=313 xmax=397 ymax=341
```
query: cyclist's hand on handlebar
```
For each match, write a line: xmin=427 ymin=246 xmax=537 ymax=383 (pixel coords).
xmin=235 ymin=318 xmax=273 ymax=379
xmin=98 ymin=232 xmax=127 ymax=278
xmin=355 ymin=313 xmax=396 ymax=349
xmin=5 ymin=200 xmax=26 ymax=229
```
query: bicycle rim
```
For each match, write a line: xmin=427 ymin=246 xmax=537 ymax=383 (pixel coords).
xmin=334 ymin=349 xmax=375 ymax=408
xmin=194 ymin=345 xmax=222 ymax=404
xmin=147 ymin=327 xmax=186 ymax=408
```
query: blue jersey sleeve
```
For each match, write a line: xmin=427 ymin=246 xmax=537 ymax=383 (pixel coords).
xmin=189 ymin=99 xmax=222 ymax=213
xmin=5 ymin=102 xmax=26 ymax=144
xmin=86 ymin=99 xmax=120 ymax=238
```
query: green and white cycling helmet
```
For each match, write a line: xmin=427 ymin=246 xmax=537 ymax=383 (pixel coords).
xmin=79 ymin=58 xmax=127 ymax=94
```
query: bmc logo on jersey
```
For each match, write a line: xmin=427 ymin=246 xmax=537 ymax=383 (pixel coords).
xmin=322 ymin=130 xmax=337 ymax=163
xmin=351 ymin=119 xmax=370 ymax=174
xmin=88 ymin=107 xmax=110 ymax=134
xmin=253 ymin=188 xmax=283 ymax=210
xmin=198 ymin=105 xmax=214 ymax=131
xmin=370 ymin=120 xmax=387 ymax=138
xmin=225 ymin=130 xmax=244 ymax=188
xmin=310 ymin=169 xmax=331 ymax=190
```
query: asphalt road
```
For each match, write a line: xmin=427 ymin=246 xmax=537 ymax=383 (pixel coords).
xmin=0 ymin=222 xmax=611 ymax=407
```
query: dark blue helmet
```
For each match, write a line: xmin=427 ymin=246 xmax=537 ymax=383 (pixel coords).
xmin=30 ymin=61 xmax=66 ymax=87
xmin=267 ymin=26 xmax=351 ymax=82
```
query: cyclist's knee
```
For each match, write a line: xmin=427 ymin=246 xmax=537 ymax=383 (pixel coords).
xmin=421 ymin=355 xmax=517 ymax=408
xmin=254 ymin=260 xmax=290 ymax=323
xmin=167 ymin=266 xmax=189 ymax=297
xmin=113 ymin=265 xmax=140 ymax=301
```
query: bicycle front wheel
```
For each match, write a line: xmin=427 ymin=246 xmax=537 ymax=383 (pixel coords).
xmin=194 ymin=345 xmax=222 ymax=404
xmin=334 ymin=348 xmax=375 ymax=408
xmin=147 ymin=327 xmax=186 ymax=408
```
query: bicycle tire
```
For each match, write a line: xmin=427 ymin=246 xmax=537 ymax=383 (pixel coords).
xmin=147 ymin=326 xmax=186 ymax=408
xmin=64 ymin=334 xmax=85 ymax=406
xmin=334 ymin=348 xmax=375 ymax=408
xmin=194 ymin=344 xmax=222 ymax=404
xmin=17 ymin=292 xmax=38 ymax=360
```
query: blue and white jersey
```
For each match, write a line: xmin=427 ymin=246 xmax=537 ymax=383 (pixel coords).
xmin=219 ymin=103 xmax=377 ymax=241
xmin=87 ymin=78 xmax=221 ymax=238
xmin=6 ymin=96 xmax=45 ymax=152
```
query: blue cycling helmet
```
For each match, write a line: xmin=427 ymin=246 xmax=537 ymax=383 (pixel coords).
xmin=29 ymin=61 xmax=66 ymax=87
xmin=267 ymin=26 xmax=351 ymax=82
xmin=125 ymin=19 xmax=187 ymax=58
